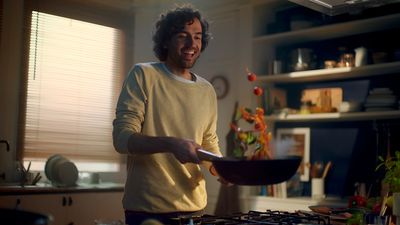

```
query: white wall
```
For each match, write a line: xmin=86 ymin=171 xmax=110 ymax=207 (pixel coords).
xmin=0 ymin=0 xmax=254 ymax=214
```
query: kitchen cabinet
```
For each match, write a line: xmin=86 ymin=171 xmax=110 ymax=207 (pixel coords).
xmin=243 ymin=0 xmax=400 ymax=208
xmin=0 ymin=192 xmax=124 ymax=225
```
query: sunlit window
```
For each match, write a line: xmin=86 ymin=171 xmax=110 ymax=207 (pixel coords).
xmin=22 ymin=11 xmax=124 ymax=172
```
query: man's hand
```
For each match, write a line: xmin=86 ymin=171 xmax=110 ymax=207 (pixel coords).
xmin=167 ymin=137 xmax=201 ymax=164
xmin=209 ymin=165 xmax=233 ymax=186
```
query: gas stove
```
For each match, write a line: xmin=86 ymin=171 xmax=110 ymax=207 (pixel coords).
xmin=169 ymin=210 xmax=331 ymax=225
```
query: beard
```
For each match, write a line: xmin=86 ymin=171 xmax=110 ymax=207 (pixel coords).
xmin=165 ymin=48 xmax=201 ymax=71
xmin=179 ymin=58 xmax=197 ymax=69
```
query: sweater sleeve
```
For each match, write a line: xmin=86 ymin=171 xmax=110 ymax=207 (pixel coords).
xmin=201 ymin=87 xmax=221 ymax=156
xmin=112 ymin=65 xmax=147 ymax=154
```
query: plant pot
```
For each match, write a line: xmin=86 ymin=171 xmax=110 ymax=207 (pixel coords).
xmin=393 ymin=192 xmax=400 ymax=225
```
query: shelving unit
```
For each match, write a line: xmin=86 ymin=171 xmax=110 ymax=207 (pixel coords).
xmin=266 ymin=110 xmax=400 ymax=123
xmin=244 ymin=0 xmax=400 ymax=210
xmin=251 ymin=1 xmax=400 ymax=121
xmin=256 ymin=61 xmax=400 ymax=83
xmin=253 ymin=13 xmax=400 ymax=47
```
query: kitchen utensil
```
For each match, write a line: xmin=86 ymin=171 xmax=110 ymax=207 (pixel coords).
xmin=311 ymin=161 xmax=324 ymax=178
xmin=0 ymin=208 xmax=52 ymax=225
xmin=31 ymin=172 xmax=42 ymax=185
xmin=322 ymin=161 xmax=332 ymax=179
xmin=307 ymin=206 xmax=352 ymax=221
xmin=197 ymin=149 xmax=302 ymax=185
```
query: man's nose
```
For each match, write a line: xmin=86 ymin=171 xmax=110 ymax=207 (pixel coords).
xmin=185 ymin=35 xmax=195 ymax=46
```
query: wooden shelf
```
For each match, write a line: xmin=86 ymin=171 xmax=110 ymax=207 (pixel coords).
xmin=265 ymin=110 xmax=400 ymax=122
xmin=256 ymin=61 xmax=400 ymax=83
xmin=253 ymin=13 xmax=400 ymax=46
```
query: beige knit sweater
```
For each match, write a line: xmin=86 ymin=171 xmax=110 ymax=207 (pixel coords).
xmin=113 ymin=62 xmax=220 ymax=213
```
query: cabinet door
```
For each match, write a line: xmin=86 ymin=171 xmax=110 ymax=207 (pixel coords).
xmin=0 ymin=194 xmax=67 ymax=225
xmin=0 ymin=195 xmax=19 ymax=208
xmin=66 ymin=192 xmax=124 ymax=225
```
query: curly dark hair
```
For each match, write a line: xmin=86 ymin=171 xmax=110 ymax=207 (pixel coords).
xmin=152 ymin=4 xmax=211 ymax=61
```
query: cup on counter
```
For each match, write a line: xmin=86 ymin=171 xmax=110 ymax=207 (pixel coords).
xmin=90 ymin=172 xmax=101 ymax=184
xmin=311 ymin=178 xmax=325 ymax=200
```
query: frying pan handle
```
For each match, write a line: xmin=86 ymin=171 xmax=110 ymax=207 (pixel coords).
xmin=197 ymin=149 xmax=222 ymax=162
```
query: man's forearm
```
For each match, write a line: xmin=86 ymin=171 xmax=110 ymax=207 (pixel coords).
xmin=127 ymin=133 xmax=202 ymax=164
xmin=127 ymin=133 xmax=173 ymax=154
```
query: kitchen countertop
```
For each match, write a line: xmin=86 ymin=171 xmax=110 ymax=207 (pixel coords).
xmin=0 ymin=182 xmax=124 ymax=195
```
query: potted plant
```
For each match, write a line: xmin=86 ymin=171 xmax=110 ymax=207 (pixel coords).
xmin=377 ymin=151 xmax=400 ymax=219
xmin=377 ymin=151 xmax=400 ymax=193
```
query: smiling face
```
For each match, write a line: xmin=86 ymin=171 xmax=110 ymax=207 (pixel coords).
xmin=164 ymin=18 xmax=202 ymax=78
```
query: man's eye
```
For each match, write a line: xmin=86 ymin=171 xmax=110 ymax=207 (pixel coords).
xmin=176 ymin=33 xmax=187 ymax=38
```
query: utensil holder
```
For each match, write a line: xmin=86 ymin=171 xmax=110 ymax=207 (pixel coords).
xmin=311 ymin=178 xmax=325 ymax=200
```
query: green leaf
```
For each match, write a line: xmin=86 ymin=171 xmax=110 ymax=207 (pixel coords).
xmin=233 ymin=147 xmax=243 ymax=157
xmin=246 ymin=132 xmax=257 ymax=144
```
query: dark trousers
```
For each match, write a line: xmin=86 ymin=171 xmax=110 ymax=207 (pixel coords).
xmin=125 ymin=210 xmax=204 ymax=225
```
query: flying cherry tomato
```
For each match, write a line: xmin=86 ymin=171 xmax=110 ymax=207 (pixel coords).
xmin=247 ymin=72 xmax=257 ymax=81
xmin=253 ymin=86 xmax=263 ymax=96
xmin=238 ymin=132 xmax=247 ymax=141
xmin=254 ymin=122 xmax=262 ymax=131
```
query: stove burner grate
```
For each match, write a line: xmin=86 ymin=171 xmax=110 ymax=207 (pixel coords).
xmin=169 ymin=210 xmax=331 ymax=225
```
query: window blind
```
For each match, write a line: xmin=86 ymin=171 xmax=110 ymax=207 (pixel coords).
xmin=22 ymin=10 xmax=124 ymax=165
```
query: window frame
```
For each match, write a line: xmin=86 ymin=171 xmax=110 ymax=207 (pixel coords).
xmin=17 ymin=0 xmax=133 ymax=165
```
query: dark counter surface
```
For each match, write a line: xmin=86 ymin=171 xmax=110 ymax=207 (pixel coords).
xmin=0 ymin=182 xmax=124 ymax=195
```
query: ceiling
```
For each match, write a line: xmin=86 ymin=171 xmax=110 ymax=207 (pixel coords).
xmin=289 ymin=0 xmax=400 ymax=15
xmin=68 ymin=0 xmax=400 ymax=15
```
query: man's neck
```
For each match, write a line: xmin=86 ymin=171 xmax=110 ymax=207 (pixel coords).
xmin=163 ymin=62 xmax=192 ymax=80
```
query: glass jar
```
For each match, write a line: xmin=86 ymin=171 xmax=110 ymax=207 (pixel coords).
xmin=338 ymin=53 xmax=355 ymax=67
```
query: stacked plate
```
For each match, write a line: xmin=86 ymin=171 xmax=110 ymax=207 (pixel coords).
xmin=45 ymin=154 xmax=79 ymax=187
xmin=364 ymin=88 xmax=398 ymax=112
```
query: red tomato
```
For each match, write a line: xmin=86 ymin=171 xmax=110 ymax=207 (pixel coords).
xmin=247 ymin=72 xmax=257 ymax=81
xmin=253 ymin=86 xmax=263 ymax=96
xmin=372 ymin=203 xmax=382 ymax=214
xmin=254 ymin=123 xmax=262 ymax=131
xmin=348 ymin=195 xmax=367 ymax=208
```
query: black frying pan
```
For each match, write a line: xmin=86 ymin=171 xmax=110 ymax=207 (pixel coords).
xmin=197 ymin=149 xmax=302 ymax=185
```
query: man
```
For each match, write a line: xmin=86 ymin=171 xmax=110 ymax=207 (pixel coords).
xmin=112 ymin=4 xmax=224 ymax=224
